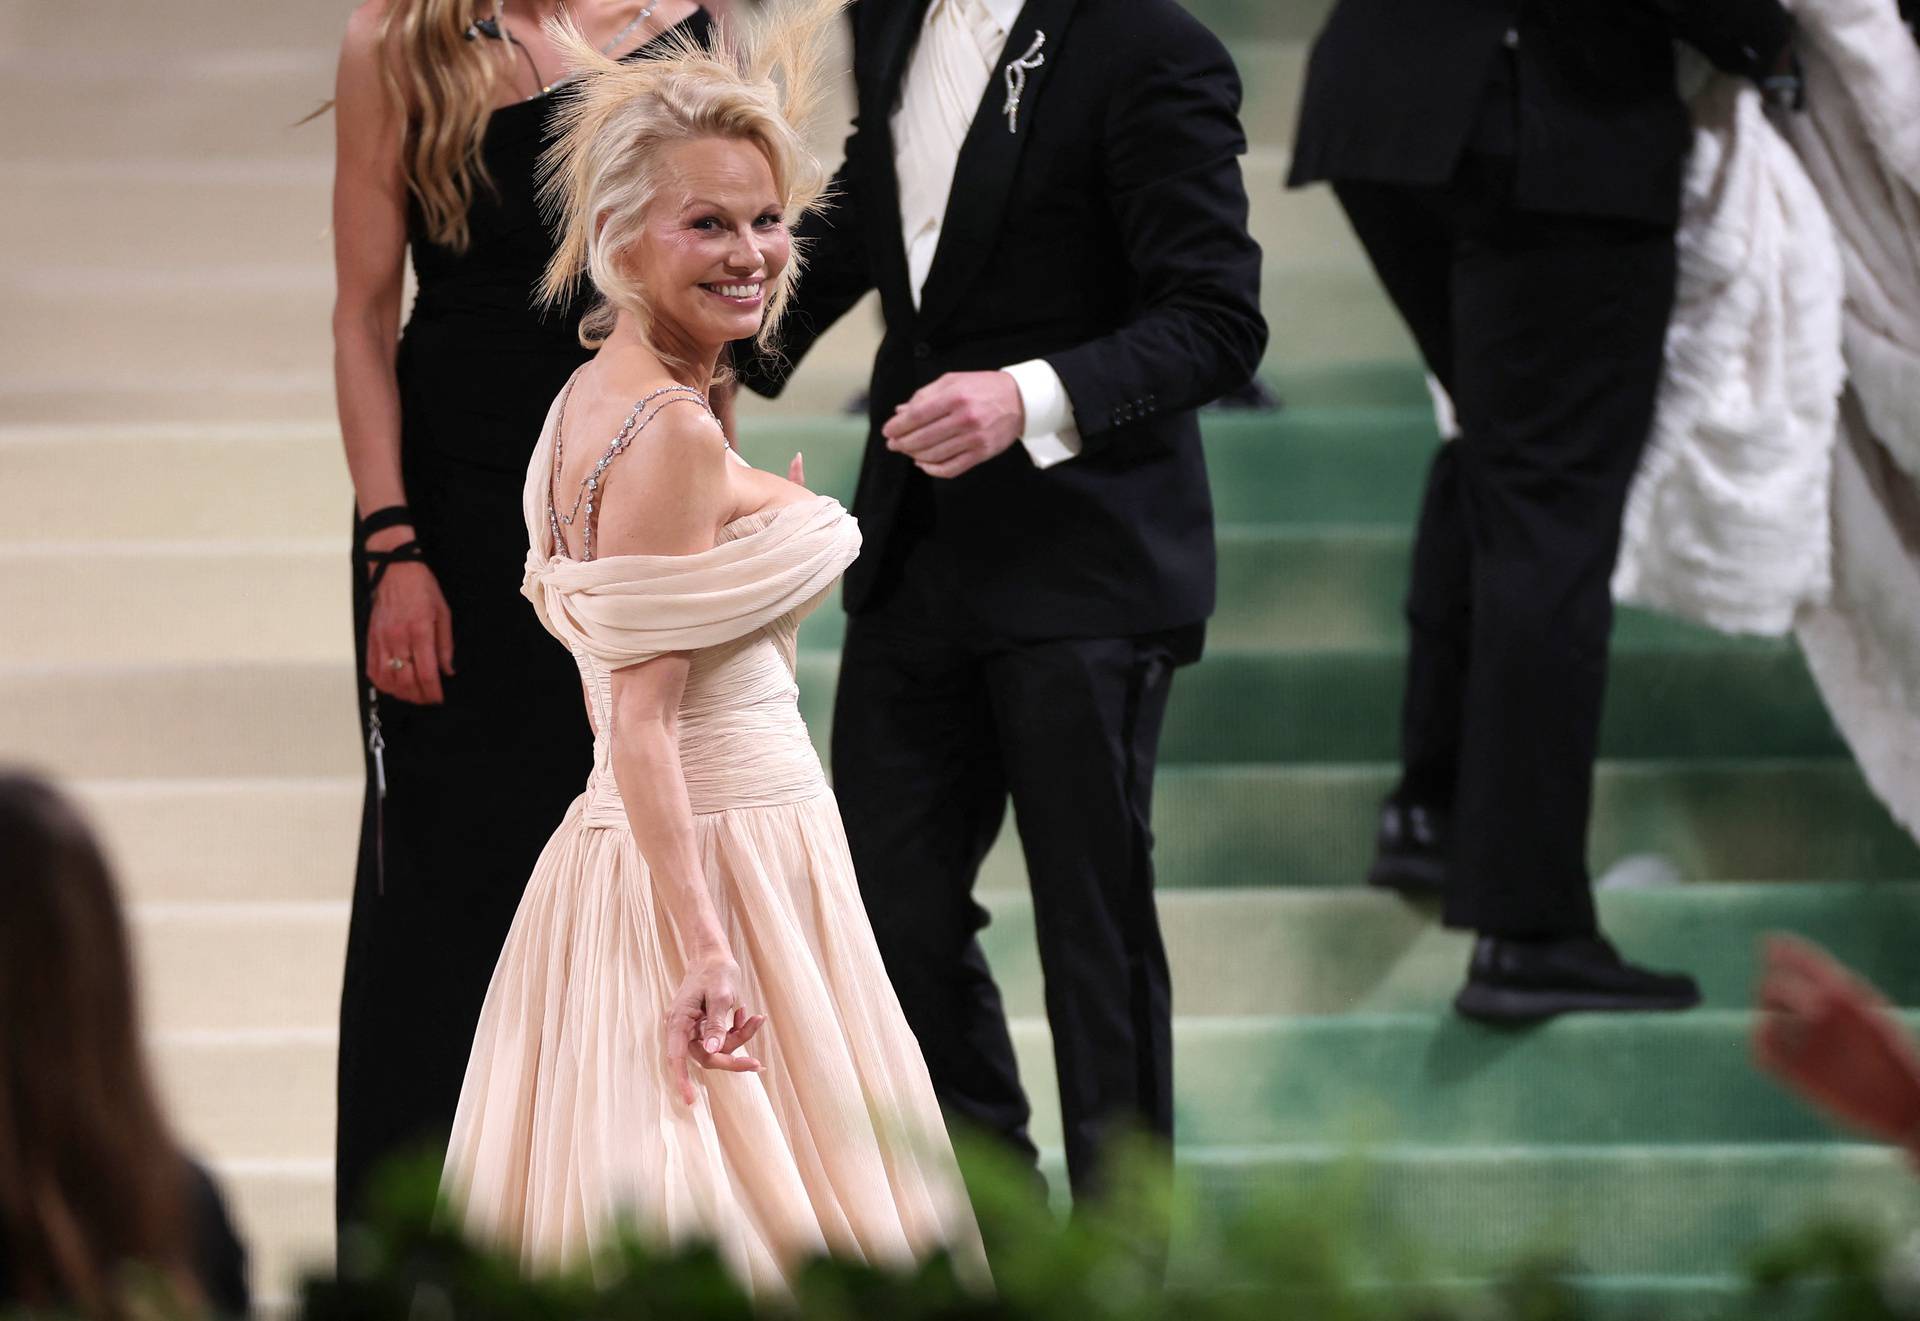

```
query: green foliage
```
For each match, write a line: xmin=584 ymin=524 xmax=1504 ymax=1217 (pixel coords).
xmin=289 ymin=1134 xmax=1920 ymax=1321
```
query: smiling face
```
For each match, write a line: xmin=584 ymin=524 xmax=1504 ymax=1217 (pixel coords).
xmin=625 ymin=135 xmax=791 ymax=354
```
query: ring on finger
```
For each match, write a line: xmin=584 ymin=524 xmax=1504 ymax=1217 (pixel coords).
xmin=387 ymin=656 xmax=410 ymax=671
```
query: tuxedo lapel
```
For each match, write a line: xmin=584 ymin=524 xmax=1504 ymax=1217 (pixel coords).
xmin=912 ymin=0 xmax=1079 ymax=332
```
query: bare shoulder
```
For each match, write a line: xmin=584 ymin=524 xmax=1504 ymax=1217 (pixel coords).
xmin=336 ymin=0 xmax=399 ymax=111
xmin=343 ymin=0 xmax=391 ymax=54
xmin=590 ymin=399 xmax=734 ymax=558
xmin=340 ymin=0 xmax=392 ymax=69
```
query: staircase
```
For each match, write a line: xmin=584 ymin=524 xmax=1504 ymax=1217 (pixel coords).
xmin=3 ymin=0 xmax=1918 ymax=1314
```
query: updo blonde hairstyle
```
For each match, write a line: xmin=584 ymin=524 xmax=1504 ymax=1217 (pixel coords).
xmin=535 ymin=0 xmax=842 ymax=354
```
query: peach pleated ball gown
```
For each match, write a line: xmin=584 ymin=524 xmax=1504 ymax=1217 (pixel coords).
xmin=442 ymin=391 xmax=988 ymax=1295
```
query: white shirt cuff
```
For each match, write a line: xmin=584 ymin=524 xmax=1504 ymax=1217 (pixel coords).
xmin=1000 ymin=359 xmax=1083 ymax=470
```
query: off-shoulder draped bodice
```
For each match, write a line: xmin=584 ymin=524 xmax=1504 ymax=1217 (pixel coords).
xmin=452 ymin=387 xmax=982 ymax=1290
xmin=520 ymin=391 xmax=861 ymax=822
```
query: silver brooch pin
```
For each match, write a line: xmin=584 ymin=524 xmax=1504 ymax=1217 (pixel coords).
xmin=1002 ymin=30 xmax=1046 ymax=134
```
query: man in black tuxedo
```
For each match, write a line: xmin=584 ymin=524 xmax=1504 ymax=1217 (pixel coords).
xmin=1290 ymin=0 xmax=1797 ymax=1023
xmin=738 ymin=0 xmax=1264 ymax=1194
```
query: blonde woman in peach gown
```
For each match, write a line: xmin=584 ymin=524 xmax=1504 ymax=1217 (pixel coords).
xmin=440 ymin=4 xmax=987 ymax=1294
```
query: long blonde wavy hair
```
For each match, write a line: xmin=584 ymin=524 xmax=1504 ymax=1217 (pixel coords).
xmin=535 ymin=0 xmax=842 ymax=352
xmin=376 ymin=0 xmax=517 ymax=251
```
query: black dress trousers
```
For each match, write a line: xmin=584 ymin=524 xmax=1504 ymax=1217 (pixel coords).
xmin=831 ymin=531 xmax=1191 ymax=1197
xmin=1333 ymin=139 xmax=1678 ymax=939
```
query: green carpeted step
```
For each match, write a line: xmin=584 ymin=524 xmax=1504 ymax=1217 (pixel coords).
xmin=1133 ymin=1276 xmax=1808 ymax=1321
xmin=735 ymin=407 xmax=1445 ymax=527
xmin=1149 ymin=1142 xmax=1920 ymax=1282
xmin=941 ymin=761 xmax=1920 ymax=890
xmin=1223 ymin=39 xmax=1301 ymax=150
xmin=1138 ymin=761 xmax=1917 ymax=887
xmin=1260 ymin=361 xmax=1430 ymax=408
xmin=1154 ymin=646 xmax=1841 ymax=761
xmin=1379 ymin=1277 xmax=1786 ymax=1321
xmin=1002 ymin=1010 xmax=1920 ymax=1149
xmin=792 ymin=646 xmax=1849 ymax=764
xmin=798 ymin=526 xmax=1808 ymax=653
xmin=1179 ymin=0 xmax=1334 ymax=42
xmin=981 ymin=882 xmax=1920 ymax=1018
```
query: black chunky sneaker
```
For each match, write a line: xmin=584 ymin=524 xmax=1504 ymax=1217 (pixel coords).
xmin=1454 ymin=935 xmax=1702 ymax=1025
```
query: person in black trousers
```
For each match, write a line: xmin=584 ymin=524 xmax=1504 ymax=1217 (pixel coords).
xmin=1290 ymin=0 xmax=1798 ymax=1023
xmin=738 ymin=0 xmax=1265 ymax=1195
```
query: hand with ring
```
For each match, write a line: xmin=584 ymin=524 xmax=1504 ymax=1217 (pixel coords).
xmin=365 ymin=529 xmax=454 ymax=705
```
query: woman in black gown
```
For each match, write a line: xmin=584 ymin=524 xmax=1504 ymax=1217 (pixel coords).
xmin=328 ymin=0 xmax=712 ymax=1233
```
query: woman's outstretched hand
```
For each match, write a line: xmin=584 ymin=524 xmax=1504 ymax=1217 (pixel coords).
xmin=664 ymin=953 xmax=766 ymax=1106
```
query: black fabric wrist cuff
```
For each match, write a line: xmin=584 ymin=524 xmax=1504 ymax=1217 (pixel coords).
xmin=362 ymin=539 xmax=428 ymax=596
xmin=359 ymin=505 xmax=416 ymax=541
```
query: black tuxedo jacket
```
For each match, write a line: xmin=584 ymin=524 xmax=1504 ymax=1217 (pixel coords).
xmin=1288 ymin=0 xmax=1795 ymax=225
xmin=739 ymin=0 xmax=1267 ymax=639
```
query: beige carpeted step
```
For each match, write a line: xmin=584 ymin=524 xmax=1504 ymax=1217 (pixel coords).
xmin=75 ymin=777 xmax=360 ymax=903
xmin=0 ymin=372 xmax=340 ymax=427
xmin=74 ymin=772 xmax=1028 ymax=906
xmin=0 ymin=424 xmax=351 ymax=543
xmin=0 ymin=1 xmax=353 ymax=56
xmin=0 ymin=163 xmax=331 ymax=270
xmin=134 ymin=903 xmax=347 ymax=1033
xmin=213 ymin=1159 xmax=333 ymax=1313
xmin=0 ymin=267 xmax=330 ymax=383
xmin=156 ymin=1015 xmax=1070 ymax=1162
xmin=0 ymin=154 xmax=1373 ymax=424
xmin=0 ymin=544 xmax=348 ymax=664
xmin=0 ymin=660 xmax=360 ymax=778
xmin=156 ymin=1030 xmax=339 ymax=1162
xmin=128 ymin=887 xmax=1302 ymax=1038
xmin=127 ymin=887 xmax=1259 ymax=1044
xmin=0 ymin=62 xmax=336 ymax=165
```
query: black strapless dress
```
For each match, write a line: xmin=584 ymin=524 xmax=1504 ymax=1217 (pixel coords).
xmin=335 ymin=7 xmax=713 ymax=1232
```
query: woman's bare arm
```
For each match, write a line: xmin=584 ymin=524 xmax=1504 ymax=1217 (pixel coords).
xmin=333 ymin=3 xmax=407 ymax=529
xmin=332 ymin=1 xmax=455 ymax=703
xmin=601 ymin=407 xmax=767 ymax=1103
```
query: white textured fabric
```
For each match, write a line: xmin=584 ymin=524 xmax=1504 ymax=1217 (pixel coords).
xmin=894 ymin=0 xmax=1085 ymax=467
xmin=1780 ymin=0 xmax=1920 ymax=841
xmin=441 ymin=399 xmax=990 ymax=1291
xmin=1616 ymin=0 xmax=1920 ymax=839
xmin=1396 ymin=0 xmax=1920 ymax=840
xmin=893 ymin=0 xmax=1001 ymax=309
xmin=1611 ymin=75 xmax=1845 ymax=633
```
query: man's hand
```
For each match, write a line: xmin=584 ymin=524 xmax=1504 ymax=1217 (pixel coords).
xmin=882 ymin=371 xmax=1024 ymax=479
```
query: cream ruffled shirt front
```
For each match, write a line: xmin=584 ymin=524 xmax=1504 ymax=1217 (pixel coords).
xmin=891 ymin=0 xmax=1083 ymax=468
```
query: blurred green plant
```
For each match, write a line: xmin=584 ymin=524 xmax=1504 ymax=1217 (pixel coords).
xmin=7 ymin=1134 xmax=1913 ymax=1319
xmin=291 ymin=1132 xmax=1920 ymax=1321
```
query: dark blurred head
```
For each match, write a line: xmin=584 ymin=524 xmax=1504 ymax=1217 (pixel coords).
xmin=0 ymin=771 xmax=195 ymax=1315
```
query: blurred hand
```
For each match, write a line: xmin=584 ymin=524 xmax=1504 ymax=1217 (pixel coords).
xmin=664 ymin=952 xmax=766 ymax=1106
xmin=882 ymin=371 xmax=1023 ymax=479
xmin=365 ymin=536 xmax=454 ymax=704
xmin=1754 ymin=935 xmax=1920 ymax=1152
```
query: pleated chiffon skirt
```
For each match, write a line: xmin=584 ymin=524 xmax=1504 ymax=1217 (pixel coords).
xmin=444 ymin=788 xmax=988 ymax=1296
